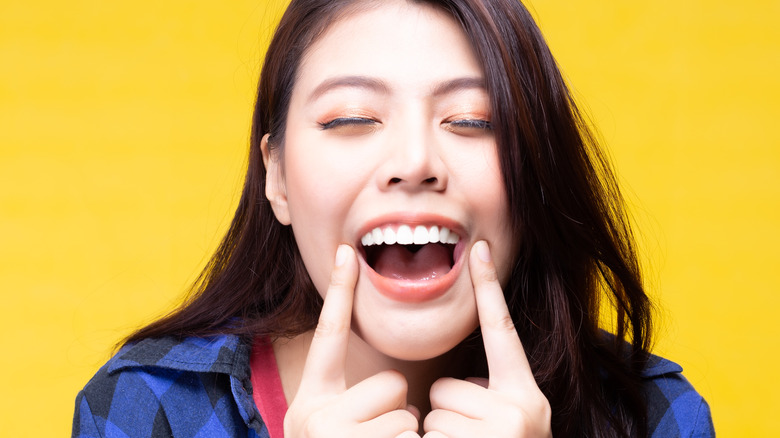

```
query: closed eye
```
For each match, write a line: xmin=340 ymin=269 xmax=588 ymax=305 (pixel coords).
xmin=443 ymin=119 xmax=493 ymax=136
xmin=319 ymin=117 xmax=378 ymax=131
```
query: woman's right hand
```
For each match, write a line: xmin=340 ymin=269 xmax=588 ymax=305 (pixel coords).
xmin=283 ymin=244 xmax=421 ymax=438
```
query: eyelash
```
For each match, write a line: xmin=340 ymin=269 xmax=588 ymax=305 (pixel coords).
xmin=317 ymin=117 xmax=493 ymax=132
xmin=445 ymin=119 xmax=492 ymax=131
xmin=318 ymin=117 xmax=377 ymax=130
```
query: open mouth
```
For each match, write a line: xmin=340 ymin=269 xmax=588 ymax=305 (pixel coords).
xmin=359 ymin=225 xmax=460 ymax=281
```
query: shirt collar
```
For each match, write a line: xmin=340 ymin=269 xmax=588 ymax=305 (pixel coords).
xmin=642 ymin=353 xmax=683 ymax=378
xmin=106 ymin=333 xmax=250 ymax=380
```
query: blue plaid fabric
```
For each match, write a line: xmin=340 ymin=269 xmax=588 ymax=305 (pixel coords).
xmin=642 ymin=356 xmax=715 ymax=437
xmin=73 ymin=335 xmax=268 ymax=437
xmin=73 ymin=334 xmax=714 ymax=437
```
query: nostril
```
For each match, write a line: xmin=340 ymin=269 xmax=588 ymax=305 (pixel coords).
xmin=386 ymin=176 xmax=439 ymax=186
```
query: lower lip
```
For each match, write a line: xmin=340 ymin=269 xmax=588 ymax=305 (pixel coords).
xmin=358 ymin=241 xmax=466 ymax=303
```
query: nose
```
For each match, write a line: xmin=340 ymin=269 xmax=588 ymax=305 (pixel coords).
xmin=376 ymin=119 xmax=448 ymax=193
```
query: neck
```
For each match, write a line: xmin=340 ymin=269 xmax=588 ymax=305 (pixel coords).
xmin=344 ymin=332 xmax=463 ymax=416
xmin=272 ymin=330 xmax=471 ymax=418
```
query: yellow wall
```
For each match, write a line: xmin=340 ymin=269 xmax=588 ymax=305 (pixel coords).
xmin=1 ymin=0 xmax=776 ymax=435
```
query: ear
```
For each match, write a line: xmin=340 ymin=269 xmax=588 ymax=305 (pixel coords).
xmin=261 ymin=133 xmax=291 ymax=225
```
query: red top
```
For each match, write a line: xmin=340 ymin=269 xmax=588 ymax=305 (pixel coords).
xmin=250 ymin=337 xmax=289 ymax=438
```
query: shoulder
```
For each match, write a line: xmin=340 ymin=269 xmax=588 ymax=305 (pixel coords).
xmin=642 ymin=354 xmax=715 ymax=437
xmin=73 ymin=334 xmax=268 ymax=438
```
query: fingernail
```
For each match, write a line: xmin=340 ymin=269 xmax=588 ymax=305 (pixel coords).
xmin=335 ymin=245 xmax=349 ymax=267
xmin=475 ymin=240 xmax=491 ymax=263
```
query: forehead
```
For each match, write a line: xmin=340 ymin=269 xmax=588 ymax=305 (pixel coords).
xmin=295 ymin=1 xmax=484 ymax=96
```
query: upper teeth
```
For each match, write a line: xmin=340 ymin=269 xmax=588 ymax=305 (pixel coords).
xmin=361 ymin=225 xmax=459 ymax=246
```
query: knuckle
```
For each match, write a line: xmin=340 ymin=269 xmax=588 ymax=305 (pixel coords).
xmin=383 ymin=369 xmax=408 ymax=387
xmin=497 ymin=313 xmax=517 ymax=332
xmin=398 ymin=410 xmax=420 ymax=433
xmin=313 ymin=319 xmax=348 ymax=339
xmin=506 ymin=413 xmax=525 ymax=434
xmin=329 ymin=266 xmax=356 ymax=290
xmin=422 ymin=409 xmax=450 ymax=436
xmin=329 ymin=272 xmax=348 ymax=288
xmin=504 ymin=406 xmax=536 ymax=435
xmin=535 ymin=393 xmax=552 ymax=421
xmin=303 ymin=409 xmax=335 ymax=437
xmin=428 ymin=377 xmax=450 ymax=399
xmin=484 ymin=313 xmax=517 ymax=333
xmin=479 ymin=266 xmax=499 ymax=283
xmin=377 ymin=369 xmax=409 ymax=399
xmin=505 ymin=395 xmax=552 ymax=436
xmin=422 ymin=409 xmax=438 ymax=431
xmin=301 ymin=418 xmax=322 ymax=437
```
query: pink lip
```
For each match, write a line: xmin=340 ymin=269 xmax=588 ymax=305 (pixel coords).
xmin=356 ymin=213 xmax=467 ymax=303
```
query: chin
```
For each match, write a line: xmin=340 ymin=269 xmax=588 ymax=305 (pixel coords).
xmin=351 ymin=285 xmax=480 ymax=362
xmin=356 ymin=323 xmax=475 ymax=361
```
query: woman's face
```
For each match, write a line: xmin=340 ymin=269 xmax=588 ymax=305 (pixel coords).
xmin=266 ymin=0 xmax=515 ymax=361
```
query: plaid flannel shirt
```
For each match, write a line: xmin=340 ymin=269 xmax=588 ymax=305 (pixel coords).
xmin=73 ymin=334 xmax=714 ymax=437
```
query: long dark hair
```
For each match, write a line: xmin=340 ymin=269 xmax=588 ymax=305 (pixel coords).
xmin=126 ymin=0 xmax=652 ymax=436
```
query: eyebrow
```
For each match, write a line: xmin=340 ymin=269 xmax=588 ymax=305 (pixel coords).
xmin=307 ymin=76 xmax=389 ymax=103
xmin=430 ymin=77 xmax=486 ymax=97
xmin=306 ymin=75 xmax=486 ymax=103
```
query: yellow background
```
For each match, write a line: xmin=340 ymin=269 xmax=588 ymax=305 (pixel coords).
xmin=1 ymin=0 xmax=777 ymax=435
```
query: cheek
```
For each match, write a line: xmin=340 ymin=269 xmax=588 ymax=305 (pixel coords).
xmin=460 ymin=154 xmax=515 ymax=283
xmin=281 ymin=143 xmax=369 ymax=298
xmin=285 ymin=188 xmax=339 ymax=297
xmin=484 ymin=192 xmax=516 ymax=286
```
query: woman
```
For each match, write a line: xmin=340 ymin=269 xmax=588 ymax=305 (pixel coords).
xmin=73 ymin=0 xmax=714 ymax=437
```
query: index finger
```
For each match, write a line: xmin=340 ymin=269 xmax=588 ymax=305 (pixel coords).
xmin=298 ymin=244 xmax=359 ymax=394
xmin=469 ymin=240 xmax=534 ymax=390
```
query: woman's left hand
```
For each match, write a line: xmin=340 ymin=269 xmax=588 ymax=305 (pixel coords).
xmin=422 ymin=241 xmax=552 ymax=438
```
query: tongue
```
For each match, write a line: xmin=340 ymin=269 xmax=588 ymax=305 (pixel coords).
xmin=373 ymin=244 xmax=452 ymax=280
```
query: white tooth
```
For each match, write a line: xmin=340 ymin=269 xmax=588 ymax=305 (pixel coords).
xmin=361 ymin=232 xmax=373 ymax=246
xmin=371 ymin=227 xmax=383 ymax=245
xmin=446 ymin=232 xmax=459 ymax=244
xmin=428 ymin=226 xmax=440 ymax=243
xmin=439 ymin=227 xmax=450 ymax=243
xmin=413 ymin=225 xmax=429 ymax=245
xmin=396 ymin=225 xmax=413 ymax=244
xmin=384 ymin=227 xmax=397 ymax=245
